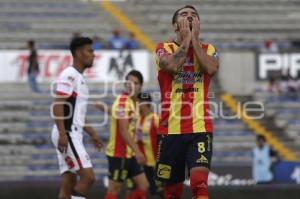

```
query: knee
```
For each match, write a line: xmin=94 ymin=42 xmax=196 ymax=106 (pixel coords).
xmin=58 ymin=193 xmax=69 ymax=199
xmin=108 ymin=183 xmax=122 ymax=195
xmin=137 ymin=179 xmax=149 ymax=191
xmin=81 ymin=173 xmax=95 ymax=185
xmin=87 ymin=174 xmax=96 ymax=185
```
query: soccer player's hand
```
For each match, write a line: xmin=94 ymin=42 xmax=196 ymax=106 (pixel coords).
xmin=192 ymin=18 xmax=200 ymax=40
xmin=58 ymin=134 xmax=68 ymax=154
xmin=178 ymin=18 xmax=191 ymax=43
xmin=91 ymin=134 xmax=104 ymax=151
xmin=135 ymin=150 xmax=146 ymax=165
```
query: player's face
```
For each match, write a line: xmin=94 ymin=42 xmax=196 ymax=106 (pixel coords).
xmin=257 ymin=139 xmax=265 ymax=148
xmin=125 ymin=75 xmax=142 ymax=97
xmin=176 ymin=8 xmax=199 ymax=30
xmin=80 ymin=44 xmax=95 ymax=68
xmin=138 ymin=102 xmax=149 ymax=114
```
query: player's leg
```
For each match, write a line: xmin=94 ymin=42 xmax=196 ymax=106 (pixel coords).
xmin=189 ymin=167 xmax=209 ymax=199
xmin=186 ymin=133 xmax=213 ymax=199
xmin=67 ymin=136 xmax=94 ymax=198
xmin=130 ymin=173 xmax=148 ymax=199
xmin=104 ymin=179 xmax=123 ymax=199
xmin=52 ymin=130 xmax=78 ymax=199
xmin=164 ymin=183 xmax=184 ymax=199
xmin=125 ymin=178 xmax=135 ymax=199
xmin=128 ymin=157 xmax=149 ymax=199
xmin=58 ymin=172 xmax=77 ymax=199
xmin=143 ymin=166 xmax=161 ymax=195
xmin=155 ymin=135 xmax=187 ymax=199
xmin=72 ymin=168 xmax=95 ymax=198
xmin=104 ymin=157 xmax=128 ymax=199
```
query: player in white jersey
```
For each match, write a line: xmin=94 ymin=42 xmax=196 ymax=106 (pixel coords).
xmin=51 ymin=37 xmax=103 ymax=199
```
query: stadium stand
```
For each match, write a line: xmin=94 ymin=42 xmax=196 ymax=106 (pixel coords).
xmin=1 ymin=0 xmax=300 ymax=49
xmin=114 ymin=0 xmax=300 ymax=44
xmin=254 ymin=89 xmax=300 ymax=157
xmin=0 ymin=0 xmax=120 ymax=49
xmin=0 ymin=83 xmax=110 ymax=181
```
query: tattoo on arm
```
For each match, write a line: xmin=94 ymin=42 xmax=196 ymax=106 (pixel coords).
xmin=159 ymin=59 xmax=168 ymax=68
xmin=174 ymin=47 xmax=186 ymax=62
xmin=159 ymin=46 xmax=187 ymax=71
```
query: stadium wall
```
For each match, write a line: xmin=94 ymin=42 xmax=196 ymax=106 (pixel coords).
xmin=218 ymin=50 xmax=257 ymax=95
xmin=2 ymin=49 xmax=299 ymax=94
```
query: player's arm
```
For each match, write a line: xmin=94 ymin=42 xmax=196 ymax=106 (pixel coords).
xmin=158 ymin=19 xmax=191 ymax=74
xmin=191 ymin=19 xmax=219 ymax=76
xmin=270 ymin=148 xmax=279 ymax=163
xmin=118 ymin=118 xmax=146 ymax=165
xmin=52 ymin=74 xmax=75 ymax=154
xmin=52 ymin=96 xmax=68 ymax=153
xmin=95 ymin=101 xmax=112 ymax=115
xmin=83 ymin=125 xmax=103 ymax=150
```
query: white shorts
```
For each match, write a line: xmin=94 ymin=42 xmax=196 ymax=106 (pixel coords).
xmin=51 ymin=128 xmax=92 ymax=174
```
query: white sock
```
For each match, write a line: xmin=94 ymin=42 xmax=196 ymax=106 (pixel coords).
xmin=71 ymin=196 xmax=86 ymax=199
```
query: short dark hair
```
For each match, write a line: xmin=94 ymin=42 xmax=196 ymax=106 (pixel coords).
xmin=70 ymin=37 xmax=93 ymax=56
xmin=137 ymin=92 xmax=152 ymax=103
xmin=257 ymin=135 xmax=266 ymax=142
xmin=28 ymin=40 xmax=35 ymax=48
xmin=126 ymin=70 xmax=143 ymax=85
xmin=172 ymin=5 xmax=199 ymax=25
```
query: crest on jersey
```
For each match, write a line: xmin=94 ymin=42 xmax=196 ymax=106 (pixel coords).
xmin=156 ymin=48 xmax=165 ymax=57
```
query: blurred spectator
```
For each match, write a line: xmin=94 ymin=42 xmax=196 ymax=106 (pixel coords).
xmin=252 ymin=135 xmax=279 ymax=184
xmin=126 ymin=32 xmax=139 ymax=49
xmin=108 ymin=29 xmax=127 ymax=50
xmin=297 ymin=73 xmax=300 ymax=94
xmin=27 ymin=40 xmax=41 ymax=93
xmin=268 ymin=72 xmax=282 ymax=96
xmin=92 ymin=35 xmax=103 ymax=50
xmin=286 ymin=75 xmax=299 ymax=100
xmin=291 ymin=38 xmax=300 ymax=50
xmin=280 ymin=72 xmax=289 ymax=91
xmin=260 ymin=39 xmax=279 ymax=53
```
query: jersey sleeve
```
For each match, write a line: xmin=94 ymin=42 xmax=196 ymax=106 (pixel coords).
xmin=155 ymin=42 xmax=171 ymax=69
xmin=112 ymin=96 xmax=134 ymax=120
xmin=206 ymin=44 xmax=219 ymax=59
xmin=55 ymin=70 xmax=76 ymax=96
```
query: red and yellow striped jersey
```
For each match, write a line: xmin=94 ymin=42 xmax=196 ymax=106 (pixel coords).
xmin=136 ymin=112 xmax=159 ymax=167
xmin=106 ymin=93 xmax=137 ymax=158
xmin=156 ymin=41 xmax=216 ymax=135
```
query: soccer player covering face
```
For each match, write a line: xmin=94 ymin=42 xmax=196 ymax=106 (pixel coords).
xmin=155 ymin=5 xmax=219 ymax=199
xmin=51 ymin=37 xmax=103 ymax=199
xmin=104 ymin=70 xmax=149 ymax=199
